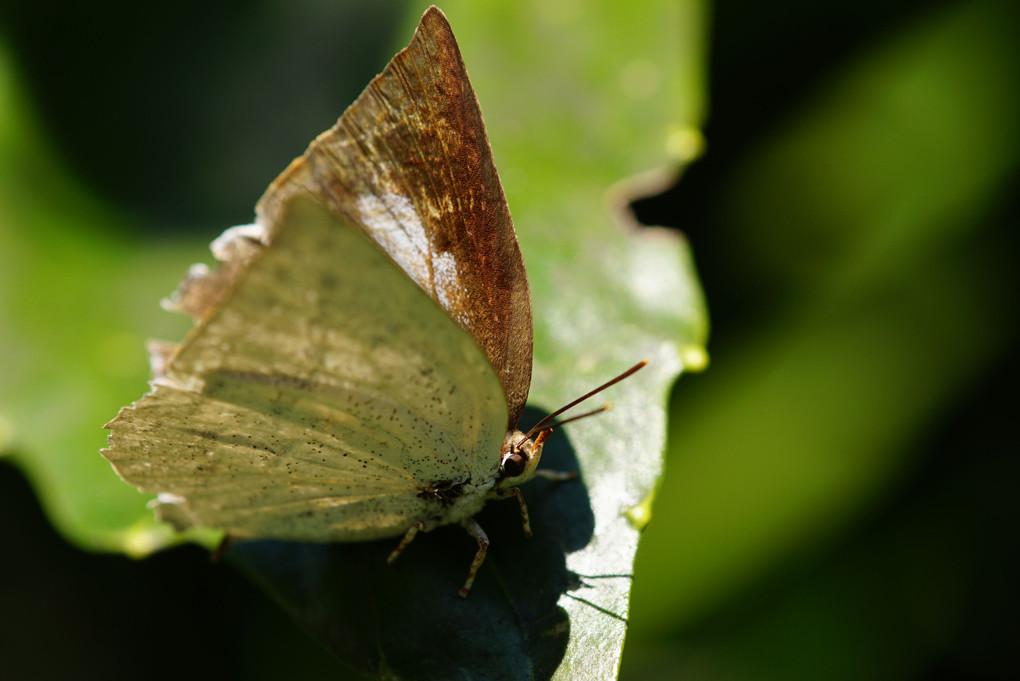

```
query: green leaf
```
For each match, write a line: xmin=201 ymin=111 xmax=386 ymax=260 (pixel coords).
xmin=0 ymin=1 xmax=707 ymax=678
xmin=443 ymin=4 xmax=707 ymax=677
xmin=0 ymin=43 xmax=203 ymax=552
xmin=230 ymin=3 xmax=708 ymax=677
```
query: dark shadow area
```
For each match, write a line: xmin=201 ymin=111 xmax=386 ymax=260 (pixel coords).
xmin=0 ymin=401 xmax=594 ymax=680
xmin=0 ymin=458 xmax=348 ymax=680
xmin=0 ymin=0 xmax=407 ymax=231
xmin=629 ymin=0 xmax=948 ymax=347
xmin=225 ymin=405 xmax=594 ymax=680
xmin=629 ymin=351 xmax=1020 ymax=681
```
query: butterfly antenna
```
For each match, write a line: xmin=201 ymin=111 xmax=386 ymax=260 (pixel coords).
xmin=523 ymin=361 xmax=647 ymax=440
xmin=534 ymin=405 xmax=611 ymax=433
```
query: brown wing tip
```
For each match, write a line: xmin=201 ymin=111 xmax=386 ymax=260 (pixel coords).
xmin=415 ymin=6 xmax=457 ymax=53
xmin=421 ymin=6 xmax=448 ymax=27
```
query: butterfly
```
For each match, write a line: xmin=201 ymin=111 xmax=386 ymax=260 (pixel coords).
xmin=102 ymin=6 xmax=644 ymax=597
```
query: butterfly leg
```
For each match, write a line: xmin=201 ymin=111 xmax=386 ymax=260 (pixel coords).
xmin=459 ymin=518 xmax=490 ymax=598
xmin=387 ymin=520 xmax=426 ymax=565
xmin=510 ymin=471 xmax=579 ymax=538
xmin=510 ymin=487 xmax=533 ymax=538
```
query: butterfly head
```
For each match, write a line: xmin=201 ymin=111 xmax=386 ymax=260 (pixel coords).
xmin=495 ymin=429 xmax=550 ymax=488
xmin=492 ymin=362 xmax=649 ymax=491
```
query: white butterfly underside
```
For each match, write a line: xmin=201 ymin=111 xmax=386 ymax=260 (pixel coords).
xmin=104 ymin=197 xmax=508 ymax=542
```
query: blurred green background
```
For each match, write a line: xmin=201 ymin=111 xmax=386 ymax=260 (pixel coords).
xmin=1 ymin=0 xmax=1017 ymax=679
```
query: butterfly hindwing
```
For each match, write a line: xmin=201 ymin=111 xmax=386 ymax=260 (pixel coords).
xmin=104 ymin=197 xmax=508 ymax=541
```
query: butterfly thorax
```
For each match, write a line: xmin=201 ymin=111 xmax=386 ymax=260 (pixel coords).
xmin=414 ymin=477 xmax=496 ymax=529
xmin=413 ymin=430 xmax=543 ymax=531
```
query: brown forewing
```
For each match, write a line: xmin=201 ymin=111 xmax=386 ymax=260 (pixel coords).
xmin=255 ymin=7 xmax=532 ymax=429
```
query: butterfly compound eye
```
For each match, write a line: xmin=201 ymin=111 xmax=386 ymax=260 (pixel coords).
xmin=500 ymin=452 xmax=526 ymax=478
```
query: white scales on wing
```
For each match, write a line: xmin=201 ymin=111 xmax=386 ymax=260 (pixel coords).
xmin=356 ymin=192 xmax=466 ymax=325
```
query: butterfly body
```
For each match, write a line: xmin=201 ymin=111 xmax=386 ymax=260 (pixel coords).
xmin=103 ymin=8 xmax=561 ymax=596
